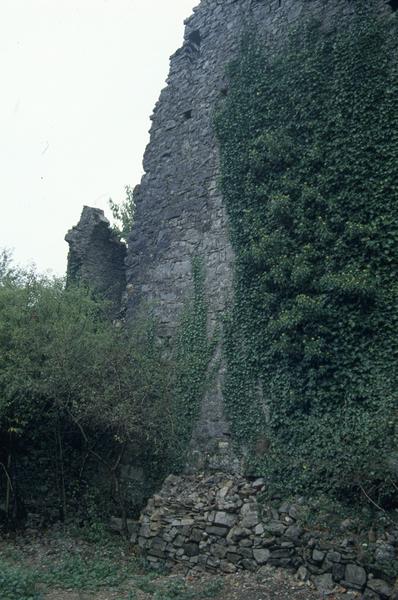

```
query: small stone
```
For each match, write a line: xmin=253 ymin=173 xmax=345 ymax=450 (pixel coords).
xmin=340 ymin=518 xmax=355 ymax=531
xmin=264 ymin=521 xmax=286 ymax=536
xmin=212 ymin=544 xmax=227 ymax=559
xmin=239 ymin=547 xmax=253 ymax=559
xmin=296 ymin=566 xmax=308 ymax=581
xmin=220 ymin=560 xmax=236 ymax=573
xmin=226 ymin=552 xmax=241 ymax=565
xmin=285 ymin=525 xmax=303 ymax=541
xmin=312 ymin=549 xmax=326 ymax=563
xmin=326 ymin=550 xmax=342 ymax=563
xmin=367 ymin=579 xmax=392 ymax=599
xmin=258 ymin=565 xmax=273 ymax=578
xmin=206 ymin=526 xmax=228 ymax=537
xmin=289 ymin=505 xmax=300 ymax=520
xmin=344 ymin=564 xmax=367 ymax=589
xmin=270 ymin=548 xmax=294 ymax=559
xmin=279 ymin=501 xmax=290 ymax=514
xmin=252 ymin=478 xmax=265 ymax=489
xmin=254 ymin=524 xmax=264 ymax=535
xmin=363 ymin=590 xmax=381 ymax=600
xmin=314 ymin=573 xmax=335 ymax=594
xmin=214 ymin=511 xmax=236 ymax=528
xmin=227 ymin=526 xmax=248 ymax=542
xmin=253 ymin=548 xmax=271 ymax=565
xmin=190 ymin=528 xmax=203 ymax=543
xmin=332 ymin=563 xmax=345 ymax=582
xmin=375 ymin=542 xmax=395 ymax=562
xmin=240 ymin=503 xmax=259 ymax=528
xmin=241 ymin=558 xmax=257 ymax=571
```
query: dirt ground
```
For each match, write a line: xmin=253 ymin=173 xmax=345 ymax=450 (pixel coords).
xmin=0 ymin=529 xmax=363 ymax=600
xmin=40 ymin=565 xmax=363 ymax=600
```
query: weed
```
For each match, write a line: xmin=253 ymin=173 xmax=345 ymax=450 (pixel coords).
xmin=0 ymin=559 xmax=42 ymax=600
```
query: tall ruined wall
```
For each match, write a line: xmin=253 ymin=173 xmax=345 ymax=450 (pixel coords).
xmin=126 ymin=0 xmax=392 ymax=468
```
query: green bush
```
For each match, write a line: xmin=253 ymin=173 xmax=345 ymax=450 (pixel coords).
xmin=0 ymin=560 xmax=41 ymax=600
xmin=0 ymin=251 xmax=172 ymax=525
xmin=216 ymin=7 xmax=398 ymax=503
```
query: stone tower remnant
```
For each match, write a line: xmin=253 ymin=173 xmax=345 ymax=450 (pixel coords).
xmin=65 ymin=206 xmax=126 ymax=313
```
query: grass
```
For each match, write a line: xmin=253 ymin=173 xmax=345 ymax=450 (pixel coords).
xmin=0 ymin=526 xmax=224 ymax=600
xmin=0 ymin=524 xmax=139 ymax=598
xmin=41 ymin=552 xmax=137 ymax=590
xmin=0 ymin=560 xmax=42 ymax=600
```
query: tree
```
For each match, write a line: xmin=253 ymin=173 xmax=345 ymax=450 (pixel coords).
xmin=0 ymin=254 xmax=172 ymax=529
xmin=108 ymin=185 xmax=135 ymax=242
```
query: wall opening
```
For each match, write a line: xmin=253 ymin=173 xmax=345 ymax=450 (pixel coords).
xmin=183 ymin=110 xmax=192 ymax=120
xmin=388 ymin=0 xmax=398 ymax=11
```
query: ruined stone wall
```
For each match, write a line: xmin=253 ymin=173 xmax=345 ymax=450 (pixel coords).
xmin=126 ymin=0 xmax=392 ymax=466
xmin=133 ymin=473 xmax=398 ymax=599
xmin=65 ymin=206 xmax=126 ymax=314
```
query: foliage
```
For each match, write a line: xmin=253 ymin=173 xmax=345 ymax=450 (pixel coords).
xmin=171 ymin=258 xmax=215 ymax=469
xmin=109 ymin=184 xmax=135 ymax=242
xmin=215 ymin=8 xmax=398 ymax=502
xmin=0 ymin=536 xmax=223 ymax=600
xmin=0 ymin=560 xmax=41 ymax=600
xmin=0 ymin=527 xmax=139 ymax=597
xmin=0 ymin=255 xmax=172 ymax=526
xmin=41 ymin=552 xmax=134 ymax=590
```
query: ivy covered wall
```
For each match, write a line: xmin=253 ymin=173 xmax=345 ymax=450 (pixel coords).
xmin=216 ymin=7 xmax=398 ymax=502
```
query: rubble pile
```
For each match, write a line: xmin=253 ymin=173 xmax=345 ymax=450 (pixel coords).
xmin=133 ymin=473 xmax=398 ymax=599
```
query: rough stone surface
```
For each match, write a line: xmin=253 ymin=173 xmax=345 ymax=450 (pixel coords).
xmin=124 ymin=0 xmax=392 ymax=468
xmin=313 ymin=573 xmax=335 ymax=594
xmin=367 ymin=578 xmax=393 ymax=598
xmin=344 ymin=564 xmax=367 ymax=590
xmin=133 ymin=472 xmax=398 ymax=588
xmin=65 ymin=206 xmax=126 ymax=313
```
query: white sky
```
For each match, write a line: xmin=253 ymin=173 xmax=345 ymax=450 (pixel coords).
xmin=0 ymin=0 xmax=197 ymax=275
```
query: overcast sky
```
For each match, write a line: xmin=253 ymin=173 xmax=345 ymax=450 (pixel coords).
xmin=0 ymin=0 xmax=197 ymax=275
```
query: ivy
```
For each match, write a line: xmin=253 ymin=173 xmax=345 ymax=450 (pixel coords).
xmin=216 ymin=7 xmax=398 ymax=502
xmin=171 ymin=258 xmax=214 ymax=470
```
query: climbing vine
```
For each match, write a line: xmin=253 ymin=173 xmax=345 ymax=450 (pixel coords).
xmin=216 ymin=7 xmax=398 ymax=502
xmin=172 ymin=258 xmax=214 ymax=470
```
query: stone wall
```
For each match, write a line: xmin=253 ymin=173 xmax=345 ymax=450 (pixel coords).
xmin=125 ymin=0 xmax=392 ymax=466
xmin=133 ymin=473 xmax=398 ymax=599
xmin=65 ymin=206 xmax=126 ymax=314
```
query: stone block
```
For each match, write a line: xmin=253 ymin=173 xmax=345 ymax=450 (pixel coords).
xmin=264 ymin=522 xmax=286 ymax=536
xmin=253 ymin=548 xmax=271 ymax=565
xmin=284 ymin=525 xmax=303 ymax=541
xmin=206 ymin=525 xmax=228 ymax=537
xmin=312 ymin=549 xmax=326 ymax=563
xmin=214 ymin=511 xmax=236 ymax=528
xmin=367 ymin=579 xmax=393 ymax=599
xmin=226 ymin=552 xmax=241 ymax=565
xmin=190 ymin=528 xmax=203 ymax=542
xmin=332 ymin=563 xmax=345 ymax=582
xmin=344 ymin=564 xmax=367 ymax=590
xmin=314 ymin=573 xmax=335 ymax=594
xmin=183 ymin=542 xmax=199 ymax=557
xmin=241 ymin=558 xmax=257 ymax=572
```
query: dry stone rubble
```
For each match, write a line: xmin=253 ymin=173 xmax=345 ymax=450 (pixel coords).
xmin=132 ymin=473 xmax=398 ymax=599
